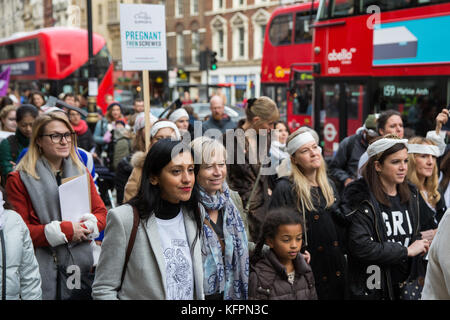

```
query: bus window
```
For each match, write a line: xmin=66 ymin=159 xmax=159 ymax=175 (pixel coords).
xmin=269 ymin=14 xmax=293 ymax=46
xmin=344 ymin=84 xmax=365 ymax=120
xmin=293 ymin=84 xmax=313 ymax=115
xmin=321 ymin=84 xmax=340 ymax=119
xmin=362 ymin=0 xmax=450 ymax=12
xmin=319 ymin=0 xmax=356 ymax=19
xmin=295 ymin=11 xmax=315 ymax=43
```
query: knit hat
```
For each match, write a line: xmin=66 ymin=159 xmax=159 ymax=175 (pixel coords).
xmin=107 ymin=102 xmax=123 ymax=113
xmin=364 ymin=114 xmax=378 ymax=130
xmin=133 ymin=112 xmax=159 ymax=133
xmin=168 ymin=108 xmax=189 ymax=123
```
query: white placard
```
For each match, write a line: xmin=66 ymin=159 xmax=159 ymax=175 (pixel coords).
xmin=120 ymin=4 xmax=167 ymax=71
xmin=59 ymin=174 xmax=90 ymax=223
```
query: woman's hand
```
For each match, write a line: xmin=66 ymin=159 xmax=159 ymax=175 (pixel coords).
xmin=435 ymin=108 xmax=449 ymax=134
xmin=72 ymin=222 xmax=93 ymax=242
xmin=302 ymin=250 xmax=311 ymax=264
xmin=407 ymin=239 xmax=430 ymax=257
xmin=420 ymin=229 xmax=437 ymax=244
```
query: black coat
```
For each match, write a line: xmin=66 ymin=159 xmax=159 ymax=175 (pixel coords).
xmin=328 ymin=132 xmax=368 ymax=192
xmin=114 ymin=154 xmax=133 ymax=205
xmin=269 ymin=177 xmax=349 ymax=300
xmin=340 ymin=179 xmax=421 ymax=300
xmin=249 ymin=250 xmax=318 ymax=300
xmin=76 ymin=129 xmax=96 ymax=152
xmin=418 ymin=189 xmax=447 ymax=231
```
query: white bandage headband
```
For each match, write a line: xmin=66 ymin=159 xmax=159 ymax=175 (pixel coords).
xmin=150 ymin=121 xmax=181 ymax=140
xmin=367 ymin=138 xmax=408 ymax=158
xmin=168 ymin=108 xmax=189 ymax=123
xmin=407 ymin=144 xmax=441 ymax=157
xmin=134 ymin=112 xmax=158 ymax=133
xmin=287 ymin=132 xmax=316 ymax=155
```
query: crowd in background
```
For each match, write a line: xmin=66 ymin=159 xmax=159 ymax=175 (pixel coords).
xmin=0 ymin=88 xmax=450 ymax=301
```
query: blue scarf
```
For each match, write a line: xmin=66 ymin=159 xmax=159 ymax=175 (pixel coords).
xmin=199 ymin=182 xmax=249 ymax=300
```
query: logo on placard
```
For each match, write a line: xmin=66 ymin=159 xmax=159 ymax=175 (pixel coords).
xmin=134 ymin=11 xmax=152 ymax=24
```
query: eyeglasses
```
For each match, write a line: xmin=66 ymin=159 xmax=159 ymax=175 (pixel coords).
xmin=41 ymin=132 xmax=75 ymax=144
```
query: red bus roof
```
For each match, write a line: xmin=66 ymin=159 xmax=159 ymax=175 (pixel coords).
xmin=313 ymin=2 xmax=450 ymax=78
xmin=261 ymin=1 xmax=320 ymax=84
xmin=0 ymin=27 xmax=106 ymax=79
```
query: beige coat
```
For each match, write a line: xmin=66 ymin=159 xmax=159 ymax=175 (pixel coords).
xmin=422 ymin=208 xmax=450 ymax=300
xmin=123 ymin=151 xmax=146 ymax=202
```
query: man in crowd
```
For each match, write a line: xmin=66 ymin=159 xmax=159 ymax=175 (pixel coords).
xmin=202 ymin=95 xmax=236 ymax=134
xmin=328 ymin=114 xmax=379 ymax=194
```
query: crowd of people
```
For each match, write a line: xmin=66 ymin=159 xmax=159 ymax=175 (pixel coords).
xmin=0 ymin=89 xmax=449 ymax=301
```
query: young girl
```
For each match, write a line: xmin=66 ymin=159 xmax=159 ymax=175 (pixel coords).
xmin=249 ymin=207 xmax=317 ymax=300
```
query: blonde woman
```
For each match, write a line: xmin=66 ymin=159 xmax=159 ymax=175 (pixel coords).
xmin=269 ymin=129 xmax=348 ymax=300
xmin=225 ymin=97 xmax=279 ymax=241
xmin=5 ymin=113 xmax=107 ymax=300
xmin=191 ymin=136 xmax=249 ymax=300
xmin=407 ymin=137 xmax=447 ymax=244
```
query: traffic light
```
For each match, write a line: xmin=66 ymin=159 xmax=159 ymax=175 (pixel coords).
xmin=210 ymin=51 xmax=218 ymax=71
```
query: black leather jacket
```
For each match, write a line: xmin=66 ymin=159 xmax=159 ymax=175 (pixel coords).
xmin=341 ymin=178 xmax=421 ymax=300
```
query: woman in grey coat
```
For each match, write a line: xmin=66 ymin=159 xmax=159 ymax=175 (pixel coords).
xmin=92 ymin=139 xmax=205 ymax=300
xmin=0 ymin=186 xmax=41 ymax=300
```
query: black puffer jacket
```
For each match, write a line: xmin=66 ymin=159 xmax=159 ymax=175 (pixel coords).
xmin=341 ymin=179 xmax=421 ymax=300
xmin=249 ymin=250 xmax=317 ymax=300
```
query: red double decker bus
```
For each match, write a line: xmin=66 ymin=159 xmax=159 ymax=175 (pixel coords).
xmin=260 ymin=1 xmax=319 ymax=132
xmin=312 ymin=0 xmax=450 ymax=158
xmin=0 ymin=27 xmax=114 ymax=112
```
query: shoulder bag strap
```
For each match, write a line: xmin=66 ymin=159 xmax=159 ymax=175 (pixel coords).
xmin=203 ymin=218 xmax=225 ymax=256
xmin=1 ymin=229 xmax=6 ymax=300
xmin=118 ymin=206 xmax=140 ymax=291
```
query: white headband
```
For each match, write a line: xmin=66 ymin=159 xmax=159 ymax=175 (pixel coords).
xmin=133 ymin=112 xmax=158 ymax=133
xmin=287 ymin=132 xmax=316 ymax=155
xmin=168 ymin=108 xmax=189 ymax=123
xmin=150 ymin=121 xmax=181 ymax=140
xmin=408 ymin=144 xmax=441 ymax=157
xmin=367 ymin=138 xmax=408 ymax=158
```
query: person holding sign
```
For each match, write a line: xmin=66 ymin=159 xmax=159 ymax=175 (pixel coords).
xmin=5 ymin=112 xmax=107 ymax=300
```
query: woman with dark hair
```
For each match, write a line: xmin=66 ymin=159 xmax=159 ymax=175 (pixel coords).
xmin=92 ymin=139 xmax=205 ymax=300
xmin=342 ymin=134 xmax=430 ymax=300
xmin=0 ymin=104 xmax=39 ymax=184
xmin=377 ymin=110 xmax=404 ymax=139
xmin=28 ymin=91 xmax=46 ymax=110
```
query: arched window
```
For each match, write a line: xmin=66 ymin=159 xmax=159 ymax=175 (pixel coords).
xmin=230 ymin=13 xmax=248 ymax=60
xmin=211 ymin=16 xmax=227 ymax=61
xmin=252 ymin=9 xmax=270 ymax=60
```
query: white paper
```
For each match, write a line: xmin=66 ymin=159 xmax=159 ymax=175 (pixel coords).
xmin=59 ymin=174 xmax=90 ymax=223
